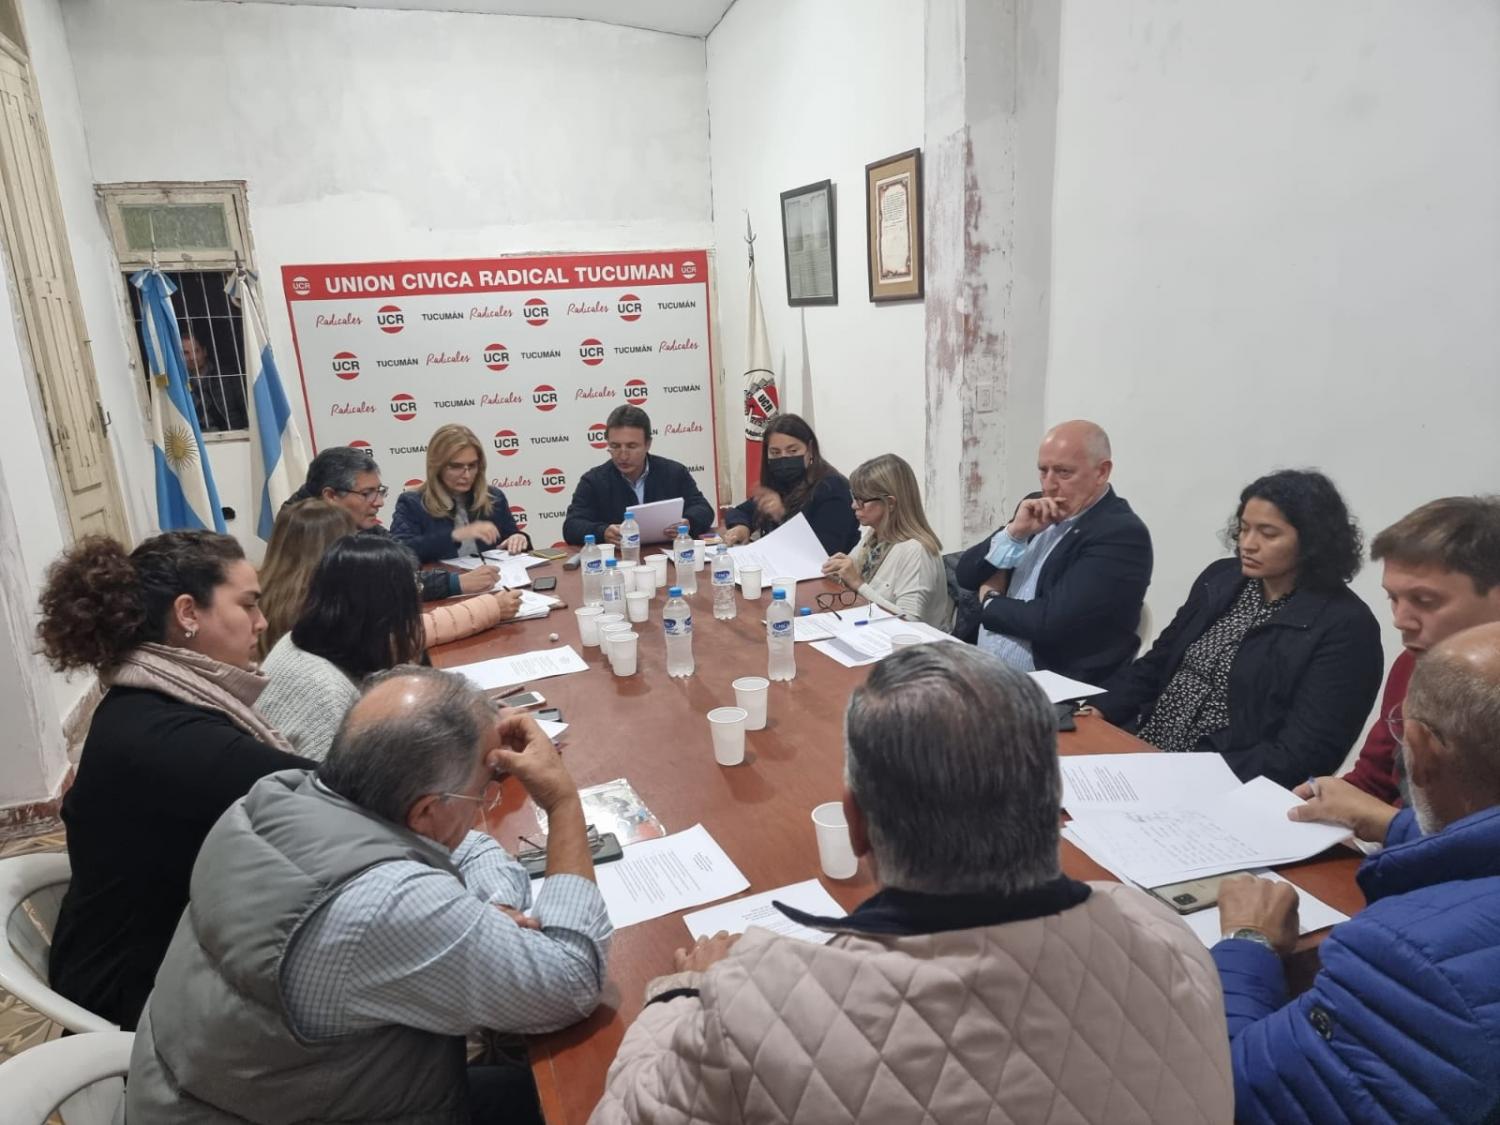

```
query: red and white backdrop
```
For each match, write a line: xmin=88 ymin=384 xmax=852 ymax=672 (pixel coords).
xmin=283 ymin=249 xmax=719 ymax=546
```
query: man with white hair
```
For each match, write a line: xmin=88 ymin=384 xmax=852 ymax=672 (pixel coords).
xmin=1213 ymin=621 xmax=1500 ymax=1124
xmin=956 ymin=419 xmax=1153 ymax=684
xmin=126 ymin=667 xmax=611 ymax=1124
xmin=590 ymin=645 xmax=1232 ymax=1124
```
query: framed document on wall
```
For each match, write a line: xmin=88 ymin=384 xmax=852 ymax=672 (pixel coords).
xmin=864 ymin=149 xmax=923 ymax=302
xmin=779 ymin=179 xmax=838 ymax=306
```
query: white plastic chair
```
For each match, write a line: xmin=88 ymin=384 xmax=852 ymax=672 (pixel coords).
xmin=0 ymin=852 xmax=118 ymax=1033
xmin=0 ymin=1031 xmax=133 ymax=1124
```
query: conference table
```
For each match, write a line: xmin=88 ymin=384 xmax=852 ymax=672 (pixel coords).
xmin=428 ymin=560 xmax=1367 ymax=1125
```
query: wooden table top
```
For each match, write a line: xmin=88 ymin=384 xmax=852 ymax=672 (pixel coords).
xmin=428 ymin=561 xmax=1367 ymax=1125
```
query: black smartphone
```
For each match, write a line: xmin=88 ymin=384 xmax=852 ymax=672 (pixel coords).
xmin=537 ymin=708 xmax=562 ymax=723
xmin=532 ymin=575 xmax=558 ymax=592
xmin=518 ymin=831 xmax=623 ymax=877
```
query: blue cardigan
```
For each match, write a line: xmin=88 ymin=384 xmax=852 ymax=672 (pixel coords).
xmin=389 ymin=486 xmax=529 ymax=563
xmin=1214 ymin=805 xmax=1500 ymax=1124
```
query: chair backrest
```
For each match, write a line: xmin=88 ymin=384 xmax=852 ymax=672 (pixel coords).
xmin=0 ymin=1031 xmax=133 ymax=1125
xmin=0 ymin=853 xmax=117 ymax=1033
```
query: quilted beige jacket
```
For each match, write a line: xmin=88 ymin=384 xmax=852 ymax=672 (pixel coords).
xmin=590 ymin=882 xmax=1233 ymax=1124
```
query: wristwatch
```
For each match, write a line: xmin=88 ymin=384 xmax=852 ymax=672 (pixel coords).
xmin=981 ymin=588 xmax=1002 ymax=606
xmin=1223 ymin=927 xmax=1275 ymax=949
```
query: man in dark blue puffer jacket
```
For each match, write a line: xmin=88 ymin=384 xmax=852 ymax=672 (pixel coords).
xmin=1211 ymin=621 xmax=1500 ymax=1124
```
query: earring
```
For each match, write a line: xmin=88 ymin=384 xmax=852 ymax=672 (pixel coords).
xmin=184 ymin=625 xmax=198 ymax=640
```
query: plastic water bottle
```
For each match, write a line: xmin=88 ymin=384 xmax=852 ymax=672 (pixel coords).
xmin=601 ymin=557 xmax=625 ymax=610
xmin=711 ymin=546 xmax=736 ymax=620
xmin=767 ymin=588 xmax=796 ymax=681
xmin=663 ymin=586 xmax=695 ymax=677
xmin=620 ymin=510 xmax=641 ymax=565
xmin=673 ymin=524 xmax=698 ymax=596
xmin=581 ymin=534 xmax=603 ymax=607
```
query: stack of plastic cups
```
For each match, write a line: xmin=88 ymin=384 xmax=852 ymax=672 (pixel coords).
xmin=600 ymin=622 xmax=633 ymax=668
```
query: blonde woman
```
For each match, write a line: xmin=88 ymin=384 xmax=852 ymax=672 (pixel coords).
xmin=821 ymin=453 xmax=955 ymax=629
xmin=390 ymin=423 xmax=530 ymax=561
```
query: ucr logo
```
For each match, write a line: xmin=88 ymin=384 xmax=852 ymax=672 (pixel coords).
xmin=618 ymin=293 xmax=642 ymax=322
xmin=390 ymin=393 xmax=418 ymax=421
xmin=524 ymin=298 xmax=550 ymax=327
xmin=349 ymin=440 xmax=371 ymax=450
xmin=532 ymin=384 xmax=559 ymax=412
xmin=332 ymin=351 xmax=360 ymax=380
xmin=483 ymin=343 xmax=510 ymax=372
xmin=541 ymin=467 xmax=567 ymax=494
xmin=624 ymin=378 xmax=649 ymax=405
xmin=493 ymin=429 xmax=520 ymax=456
xmin=376 ymin=305 xmax=404 ymax=333
xmin=587 ymin=422 xmax=608 ymax=449
xmin=509 ymin=504 xmax=528 ymax=530
xmin=681 ymin=260 xmax=699 ymax=280
xmin=579 ymin=339 xmax=605 ymax=365
xmin=291 ymin=276 xmax=311 ymax=296
xmin=403 ymin=478 xmax=422 ymax=490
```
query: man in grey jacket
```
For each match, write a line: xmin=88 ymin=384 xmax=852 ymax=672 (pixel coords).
xmin=126 ymin=666 xmax=611 ymax=1124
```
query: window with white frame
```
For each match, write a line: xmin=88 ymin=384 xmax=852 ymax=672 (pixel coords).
xmin=98 ymin=182 xmax=258 ymax=438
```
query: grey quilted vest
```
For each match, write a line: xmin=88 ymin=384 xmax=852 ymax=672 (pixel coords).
xmin=125 ymin=769 xmax=469 ymax=1124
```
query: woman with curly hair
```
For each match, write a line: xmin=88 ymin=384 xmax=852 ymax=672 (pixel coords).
xmin=36 ymin=531 xmax=313 ymax=1030
xmin=1095 ymin=470 xmax=1383 ymax=786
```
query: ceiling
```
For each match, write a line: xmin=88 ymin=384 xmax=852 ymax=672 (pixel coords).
xmin=245 ymin=0 xmax=738 ymax=37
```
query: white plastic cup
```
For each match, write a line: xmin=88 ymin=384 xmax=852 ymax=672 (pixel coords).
xmin=812 ymin=801 xmax=858 ymax=879
xmin=626 ymin=590 xmax=651 ymax=623
xmin=770 ymin=576 xmax=796 ymax=604
xmin=631 ymin=565 xmax=656 ymax=595
xmin=611 ymin=631 xmax=639 ymax=676
xmin=648 ymin=554 xmax=669 ymax=587
xmin=599 ymin=542 xmax=616 ymax=561
xmin=593 ymin=613 xmax=625 ymax=657
xmin=732 ymin=676 xmax=769 ymax=731
xmin=707 ymin=706 xmax=748 ymax=766
xmin=600 ymin=622 xmax=633 ymax=665
xmin=739 ymin=563 xmax=763 ymax=599
xmin=692 ymin=540 xmax=706 ymax=571
xmin=890 ymin=634 xmax=925 ymax=648
xmin=574 ymin=606 xmax=604 ymax=646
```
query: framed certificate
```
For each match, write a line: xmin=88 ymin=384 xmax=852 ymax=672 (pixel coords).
xmin=779 ymin=179 xmax=838 ymax=306
xmin=864 ymin=149 xmax=923 ymax=303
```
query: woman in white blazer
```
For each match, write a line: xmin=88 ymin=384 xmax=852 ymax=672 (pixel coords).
xmin=822 ymin=453 xmax=955 ymax=629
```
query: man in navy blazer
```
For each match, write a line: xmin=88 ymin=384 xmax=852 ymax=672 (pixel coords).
xmin=955 ymin=420 xmax=1152 ymax=686
xmin=562 ymin=405 xmax=715 ymax=546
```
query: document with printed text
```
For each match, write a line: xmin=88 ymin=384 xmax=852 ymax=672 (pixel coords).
xmin=683 ymin=879 xmax=846 ymax=946
xmin=452 ymin=645 xmax=588 ymax=691
xmin=1060 ymin=753 xmax=1242 ymax=813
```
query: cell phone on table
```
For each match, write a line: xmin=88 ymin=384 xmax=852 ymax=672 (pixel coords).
xmin=499 ymin=690 xmax=546 ymax=711
xmin=518 ymin=831 xmax=623 ymax=878
xmin=536 ymin=708 xmax=561 ymax=723
xmin=532 ymin=575 xmax=558 ymax=592
xmin=1147 ymin=871 xmax=1249 ymax=915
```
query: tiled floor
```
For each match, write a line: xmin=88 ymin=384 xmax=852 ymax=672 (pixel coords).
xmin=0 ymin=824 xmax=67 ymax=1069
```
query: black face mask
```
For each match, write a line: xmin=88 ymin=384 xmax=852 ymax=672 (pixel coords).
xmin=766 ymin=456 xmax=808 ymax=491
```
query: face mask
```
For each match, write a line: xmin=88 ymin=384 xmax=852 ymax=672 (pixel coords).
xmin=766 ymin=456 xmax=808 ymax=490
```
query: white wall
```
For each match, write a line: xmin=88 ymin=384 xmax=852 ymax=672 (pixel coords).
xmin=1046 ymin=0 xmax=1500 ymax=664
xmin=59 ymin=0 xmax=714 ymax=546
xmin=706 ymin=0 xmax=927 ymax=501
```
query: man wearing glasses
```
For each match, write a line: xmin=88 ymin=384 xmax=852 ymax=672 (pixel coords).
xmin=1207 ymin=622 xmax=1500 ymax=1125
xmin=286 ymin=446 xmax=500 ymax=599
xmin=126 ymin=666 xmax=610 ymax=1125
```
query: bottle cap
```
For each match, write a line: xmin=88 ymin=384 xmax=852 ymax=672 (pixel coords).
xmin=668 ymin=586 xmax=683 ymax=597
xmin=798 ymin=606 xmax=812 ymax=616
xmin=605 ymin=558 xmax=618 ymax=568
xmin=583 ymin=534 xmax=595 ymax=545
xmin=772 ymin=589 xmax=787 ymax=600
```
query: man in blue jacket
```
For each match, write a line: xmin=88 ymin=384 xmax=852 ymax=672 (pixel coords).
xmin=562 ymin=405 xmax=715 ymax=546
xmin=1213 ymin=621 xmax=1500 ymax=1125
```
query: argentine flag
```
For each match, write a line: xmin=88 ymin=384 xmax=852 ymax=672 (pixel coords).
xmin=229 ymin=271 xmax=308 ymax=541
xmin=132 ymin=269 xmax=225 ymax=533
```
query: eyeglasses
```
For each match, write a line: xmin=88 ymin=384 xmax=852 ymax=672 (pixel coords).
xmin=816 ymin=589 xmax=858 ymax=611
xmin=337 ymin=485 xmax=389 ymax=501
xmin=852 ymin=496 xmax=887 ymax=509
xmin=439 ymin=781 xmax=504 ymax=835
xmin=1387 ymin=704 xmax=1444 ymax=748
xmin=445 ymin=462 xmax=480 ymax=474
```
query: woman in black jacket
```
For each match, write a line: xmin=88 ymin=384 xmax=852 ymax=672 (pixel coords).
xmin=1096 ymin=470 xmax=1382 ymax=788
xmin=721 ymin=414 xmax=860 ymax=555
xmin=36 ymin=531 xmax=314 ymax=1030
xmin=390 ymin=423 xmax=530 ymax=562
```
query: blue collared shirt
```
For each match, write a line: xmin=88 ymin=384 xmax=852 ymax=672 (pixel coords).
xmin=621 ymin=461 xmax=650 ymax=507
